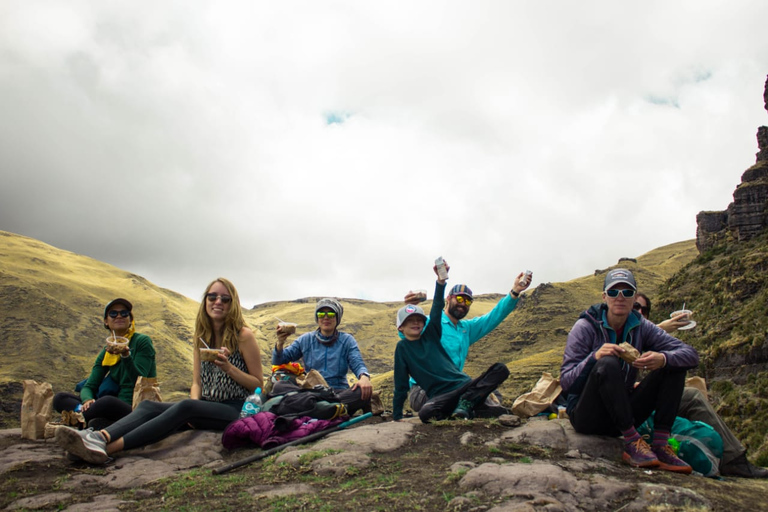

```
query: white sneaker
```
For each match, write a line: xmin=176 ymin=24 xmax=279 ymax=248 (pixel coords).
xmin=56 ymin=427 xmax=109 ymax=464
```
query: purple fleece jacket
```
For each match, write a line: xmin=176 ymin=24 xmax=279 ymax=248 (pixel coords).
xmin=560 ymin=304 xmax=699 ymax=407
xmin=222 ymin=411 xmax=344 ymax=450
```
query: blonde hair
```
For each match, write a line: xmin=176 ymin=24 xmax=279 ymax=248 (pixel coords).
xmin=193 ymin=277 xmax=247 ymax=353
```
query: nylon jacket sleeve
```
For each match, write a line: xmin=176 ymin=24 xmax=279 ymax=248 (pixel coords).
xmin=392 ymin=344 xmax=410 ymax=421
xmin=639 ymin=321 xmax=699 ymax=369
xmin=343 ymin=335 xmax=369 ymax=378
xmin=560 ymin=318 xmax=601 ymax=393
xmin=272 ymin=335 xmax=306 ymax=365
xmin=81 ymin=350 xmax=109 ymax=403
xmin=463 ymin=293 xmax=519 ymax=345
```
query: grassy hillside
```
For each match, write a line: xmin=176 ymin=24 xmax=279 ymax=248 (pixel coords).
xmin=654 ymin=230 xmax=768 ymax=464
xmin=0 ymin=230 xmax=697 ymax=430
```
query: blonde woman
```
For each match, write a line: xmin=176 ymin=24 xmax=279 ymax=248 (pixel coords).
xmin=57 ymin=278 xmax=264 ymax=464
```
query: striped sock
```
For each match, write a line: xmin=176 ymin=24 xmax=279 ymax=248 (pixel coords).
xmin=652 ymin=429 xmax=670 ymax=448
xmin=622 ymin=426 xmax=641 ymax=444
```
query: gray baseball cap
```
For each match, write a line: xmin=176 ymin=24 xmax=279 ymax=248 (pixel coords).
xmin=396 ymin=304 xmax=427 ymax=329
xmin=603 ymin=268 xmax=637 ymax=291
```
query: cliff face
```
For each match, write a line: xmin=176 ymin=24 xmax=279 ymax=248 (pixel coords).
xmin=696 ymin=75 xmax=768 ymax=253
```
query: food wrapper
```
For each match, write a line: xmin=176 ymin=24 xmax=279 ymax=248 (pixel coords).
xmin=618 ymin=342 xmax=640 ymax=363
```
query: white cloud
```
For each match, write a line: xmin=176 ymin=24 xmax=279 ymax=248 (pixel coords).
xmin=1 ymin=1 xmax=767 ymax=307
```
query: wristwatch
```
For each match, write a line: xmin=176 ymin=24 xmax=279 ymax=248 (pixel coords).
xmin=511 ymin=290 xmax=520 ymax=298
xmin=359 ymin=372 xmax=371 ymax=379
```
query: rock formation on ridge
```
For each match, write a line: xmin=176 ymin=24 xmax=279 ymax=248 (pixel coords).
xmin=696 ymin=74 xmax=768 ymax=253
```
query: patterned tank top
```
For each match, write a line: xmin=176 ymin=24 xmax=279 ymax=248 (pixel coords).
xmin=200 ymin=349 xmax=250 ymax=402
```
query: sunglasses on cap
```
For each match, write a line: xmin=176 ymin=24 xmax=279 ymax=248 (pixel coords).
xmin=454 ymin=295 xmax=473 ymax=306
xmin=108 ymin=310 xmax=131 ymax=318
xmin=606 ymin=289 xmax=635 ymax=298
xmin=205 ymin=293 xmax=232 ymax=304
xmin=633 ymin=303 xmax=650 ymax=315
xmin=317 ymin=311 xmax=337 ymax=319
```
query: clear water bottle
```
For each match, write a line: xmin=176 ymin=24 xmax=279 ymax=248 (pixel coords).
xmin=239 ymin=387 xmax=262 ymax=418
xmin=75 ymin=404 xmax=83 ymax=413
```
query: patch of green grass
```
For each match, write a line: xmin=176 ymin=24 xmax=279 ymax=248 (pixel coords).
xmin=297 ymin=449 xmax=342 ymax=465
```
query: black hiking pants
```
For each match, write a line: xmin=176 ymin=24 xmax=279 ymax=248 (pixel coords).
xmin=569 ymin=355 xmax=686 ymax=436
xmin=419 ymin=363 xmax=510 ymax=423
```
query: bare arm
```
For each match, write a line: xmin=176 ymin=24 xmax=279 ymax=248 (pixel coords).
xmin=215 ymin=327 xmax=264 ymax=393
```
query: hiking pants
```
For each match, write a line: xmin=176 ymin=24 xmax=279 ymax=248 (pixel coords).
xmin=104 ymin=399 xmax=241 ymax=450
xmin=678 ymin=387 xmax=744 ymax=466
xmin=570 ymin=356 xmax=686 ymax=436
xmin=53 ymin=392 xmax=132 ymax=425
xmin=418 ymin=363 xmax=510 ymax=423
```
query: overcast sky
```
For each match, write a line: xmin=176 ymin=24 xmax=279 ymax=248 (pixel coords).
xmin=2 ymin=1 xmax=767 ymax=307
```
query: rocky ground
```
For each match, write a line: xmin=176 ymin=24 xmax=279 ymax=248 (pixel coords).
xmin=2 ymin=415 xmax=767 ymax=511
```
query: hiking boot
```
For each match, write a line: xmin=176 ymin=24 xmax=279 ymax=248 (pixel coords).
xmin=652 ymin=444 xmax=692 ymax=474
xmin=622 ymin=438 xmax=659 ymax=468
xmin=55 ymin=427 xmax=109 ymax=465
xmin=451 ymin=399 xmax=475 ymax=420
xmin=721 ymin=453 xmax=768 ymax=478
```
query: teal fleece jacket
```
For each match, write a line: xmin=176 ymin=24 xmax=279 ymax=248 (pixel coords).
xmin=393 ymin=281 xmax=471 ymax=420
xmin=81 ymin=332 xmax=157 ymax=404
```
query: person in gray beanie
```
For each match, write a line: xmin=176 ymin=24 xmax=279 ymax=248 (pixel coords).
xmin=273 ymin=297 xmax=372 ymax=415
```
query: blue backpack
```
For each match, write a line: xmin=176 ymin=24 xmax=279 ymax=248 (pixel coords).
xmin=638 ymin=415 xmax=724 ymax=477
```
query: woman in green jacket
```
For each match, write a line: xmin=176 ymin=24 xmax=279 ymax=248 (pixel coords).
xmin=53 ymin=298 xmax=157 ymax=429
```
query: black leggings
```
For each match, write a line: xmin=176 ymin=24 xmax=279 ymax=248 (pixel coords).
xmin=53 ymin=392 xmax=132 ymax=424
xmin=570 ymin=356 xmax=686 ymax=436
xmin=419 ymin=363 xmax=510 ymax=423
xmin=104 ymin=399 xmax=241 ymax=451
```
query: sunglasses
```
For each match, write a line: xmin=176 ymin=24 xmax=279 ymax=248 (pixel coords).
xmin=316 ymin=311 xmax=337 ymax=319
xmin=606 ymin=289 xmax=635 ymax=298
xmin=206 ymin=293 xmax=232 ymax=304
xmin=454 ymin=295 xmax=473 ymax=306
xmin=108 ymin=310 xmax=131 ymax=318
xmin=633 ymin=303 xmax=650 ymax=315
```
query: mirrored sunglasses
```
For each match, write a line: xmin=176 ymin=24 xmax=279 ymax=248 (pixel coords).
xmin=316 ymin=311 xmax=337 ymax=319
xmin=606 ymin=289 xmax=635 ymax=298
xmin=454 ymin=295 xmax=473 ymax=306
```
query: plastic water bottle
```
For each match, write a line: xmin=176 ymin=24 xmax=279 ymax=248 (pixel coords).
xmin=240 ymin=387 xmax=262 ymax=418
xmin=75 ymin=404 xmax=83 ymax=413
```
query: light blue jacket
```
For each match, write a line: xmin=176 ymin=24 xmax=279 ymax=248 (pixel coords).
xmin=272 ymin=330 xmax=369 ymax=390
xmin=439 ymin=292 xmax=519 ymax=371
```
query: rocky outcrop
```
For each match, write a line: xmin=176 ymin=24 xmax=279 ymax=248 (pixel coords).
xmin=697 ymin=74 xmax=768 ymax=253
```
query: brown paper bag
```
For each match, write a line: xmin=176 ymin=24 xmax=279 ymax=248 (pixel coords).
xmin=297 ymin=369 xmax=329 ymax=389
xmin=686 ymin=376 xmax=708 ymax=399
xmin=21 ymin=380 xmax=54 ymax=440
xmin=132 ymin=377 xmax=162 ymax=409
xmin=512 ymin=372 xmax=562 ymax=418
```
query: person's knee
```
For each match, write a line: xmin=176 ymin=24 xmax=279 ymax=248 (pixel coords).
xmin=594 ymin=356 xmax=622 ymax=376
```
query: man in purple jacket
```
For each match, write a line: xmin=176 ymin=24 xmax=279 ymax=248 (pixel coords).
xmin=560 ymin=269 xmax=699 ymax=473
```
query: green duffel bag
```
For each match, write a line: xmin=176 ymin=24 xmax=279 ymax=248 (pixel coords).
xmin=638 ymin=415 xmax=724 ymax=477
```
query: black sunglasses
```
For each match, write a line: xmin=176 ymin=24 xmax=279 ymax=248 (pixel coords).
xmin=108 ymin=310 xmax=131 ymax=318
xmin=633 ymin=303 xmax=650 ymax=315
xmin=206 ymin=293 xmax=232 ymax=304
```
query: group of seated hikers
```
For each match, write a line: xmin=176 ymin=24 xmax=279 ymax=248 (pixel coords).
xmin=53 ymin=266 xmax=768 ymax=478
